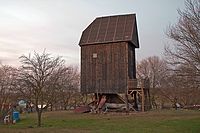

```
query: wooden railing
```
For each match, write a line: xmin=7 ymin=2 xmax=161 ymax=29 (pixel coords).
xmin=128 ymin=79 xmax=137 ymax=89
xmin=128 ymin=79 xmax=150 ymax=89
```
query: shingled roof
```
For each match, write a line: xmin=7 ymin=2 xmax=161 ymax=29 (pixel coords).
xmin=79 ymin=14 xmax=139 ymax=48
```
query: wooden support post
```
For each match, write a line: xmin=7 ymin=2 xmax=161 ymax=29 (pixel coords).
xmin=125 ymin=43 xmax=129 ymax=113
xmin=141 ymin=82 xmax=145 ymax=112
xmin=134 ymin=91 xmax=138 ymax=109
xmin=125 ymin=93 xmax=129 ymax=113
xmin=147 ymin=89 xmax=151 ymax=110
xmin=96 ymin=92 xmax=99 ymax=113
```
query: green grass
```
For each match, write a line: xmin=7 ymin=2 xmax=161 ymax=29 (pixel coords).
xmin=0 ymin=110 xmax=200 ymax=133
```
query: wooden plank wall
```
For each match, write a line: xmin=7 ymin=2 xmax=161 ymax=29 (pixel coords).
xmin=81 ymin=42 xmax=128 ymax=94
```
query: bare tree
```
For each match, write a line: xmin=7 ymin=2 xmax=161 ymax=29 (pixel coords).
xmin=55 ymin=66 xmax=80 ymax=110
xmin=137 ymin=56 xmax=168 ymax=108
xmin=18 ymin=51 xmax=64 ymax=127
xmin=159 ymin=66 xmax=200 ymax=107
xmin=165 ymin=0 xmax=200 ymax=88
xmin=137 ymin=56 xmax=168 ymax=88
xmin=136 ymin=56 xmax=199 ymax=108
xmin=0 ymin=65 xmax=18 ymax=112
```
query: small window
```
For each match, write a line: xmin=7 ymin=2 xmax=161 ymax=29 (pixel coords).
xmin=93 ymin=53 xmax=97 ymax=58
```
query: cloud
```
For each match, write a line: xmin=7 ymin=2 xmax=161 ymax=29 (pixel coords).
xmin=0 ymin=0 xmax=185 ymax=66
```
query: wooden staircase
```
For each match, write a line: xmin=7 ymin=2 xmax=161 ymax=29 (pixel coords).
xmin=127 ymin=79 xmax=151 ymax=112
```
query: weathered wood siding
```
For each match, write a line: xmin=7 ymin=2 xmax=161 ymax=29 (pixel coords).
xmin=81 ymin=42 xmax=129 ymax=93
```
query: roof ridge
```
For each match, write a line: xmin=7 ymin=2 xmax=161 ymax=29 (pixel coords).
xmin=96 ymin=13 xmax=135 ymax=19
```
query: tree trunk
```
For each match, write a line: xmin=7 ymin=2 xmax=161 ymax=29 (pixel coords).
xmin=64 ymin=105 xmax=67 ymax=110
xmin=50 ymin=104 xmax=53 ymax=111
xmin=37 ymin=110 xmax=42 ymax=127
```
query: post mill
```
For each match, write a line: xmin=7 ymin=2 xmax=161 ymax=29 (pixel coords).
xmin=78 ymin=14 xmax=150 ymax=112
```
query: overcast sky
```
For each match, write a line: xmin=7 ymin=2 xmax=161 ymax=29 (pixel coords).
xmin=0 ymin=0 xmax=185 ymax=66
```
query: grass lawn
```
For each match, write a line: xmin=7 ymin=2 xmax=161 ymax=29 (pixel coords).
xmin=0 ymin=110 xmax=200 ymax=133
